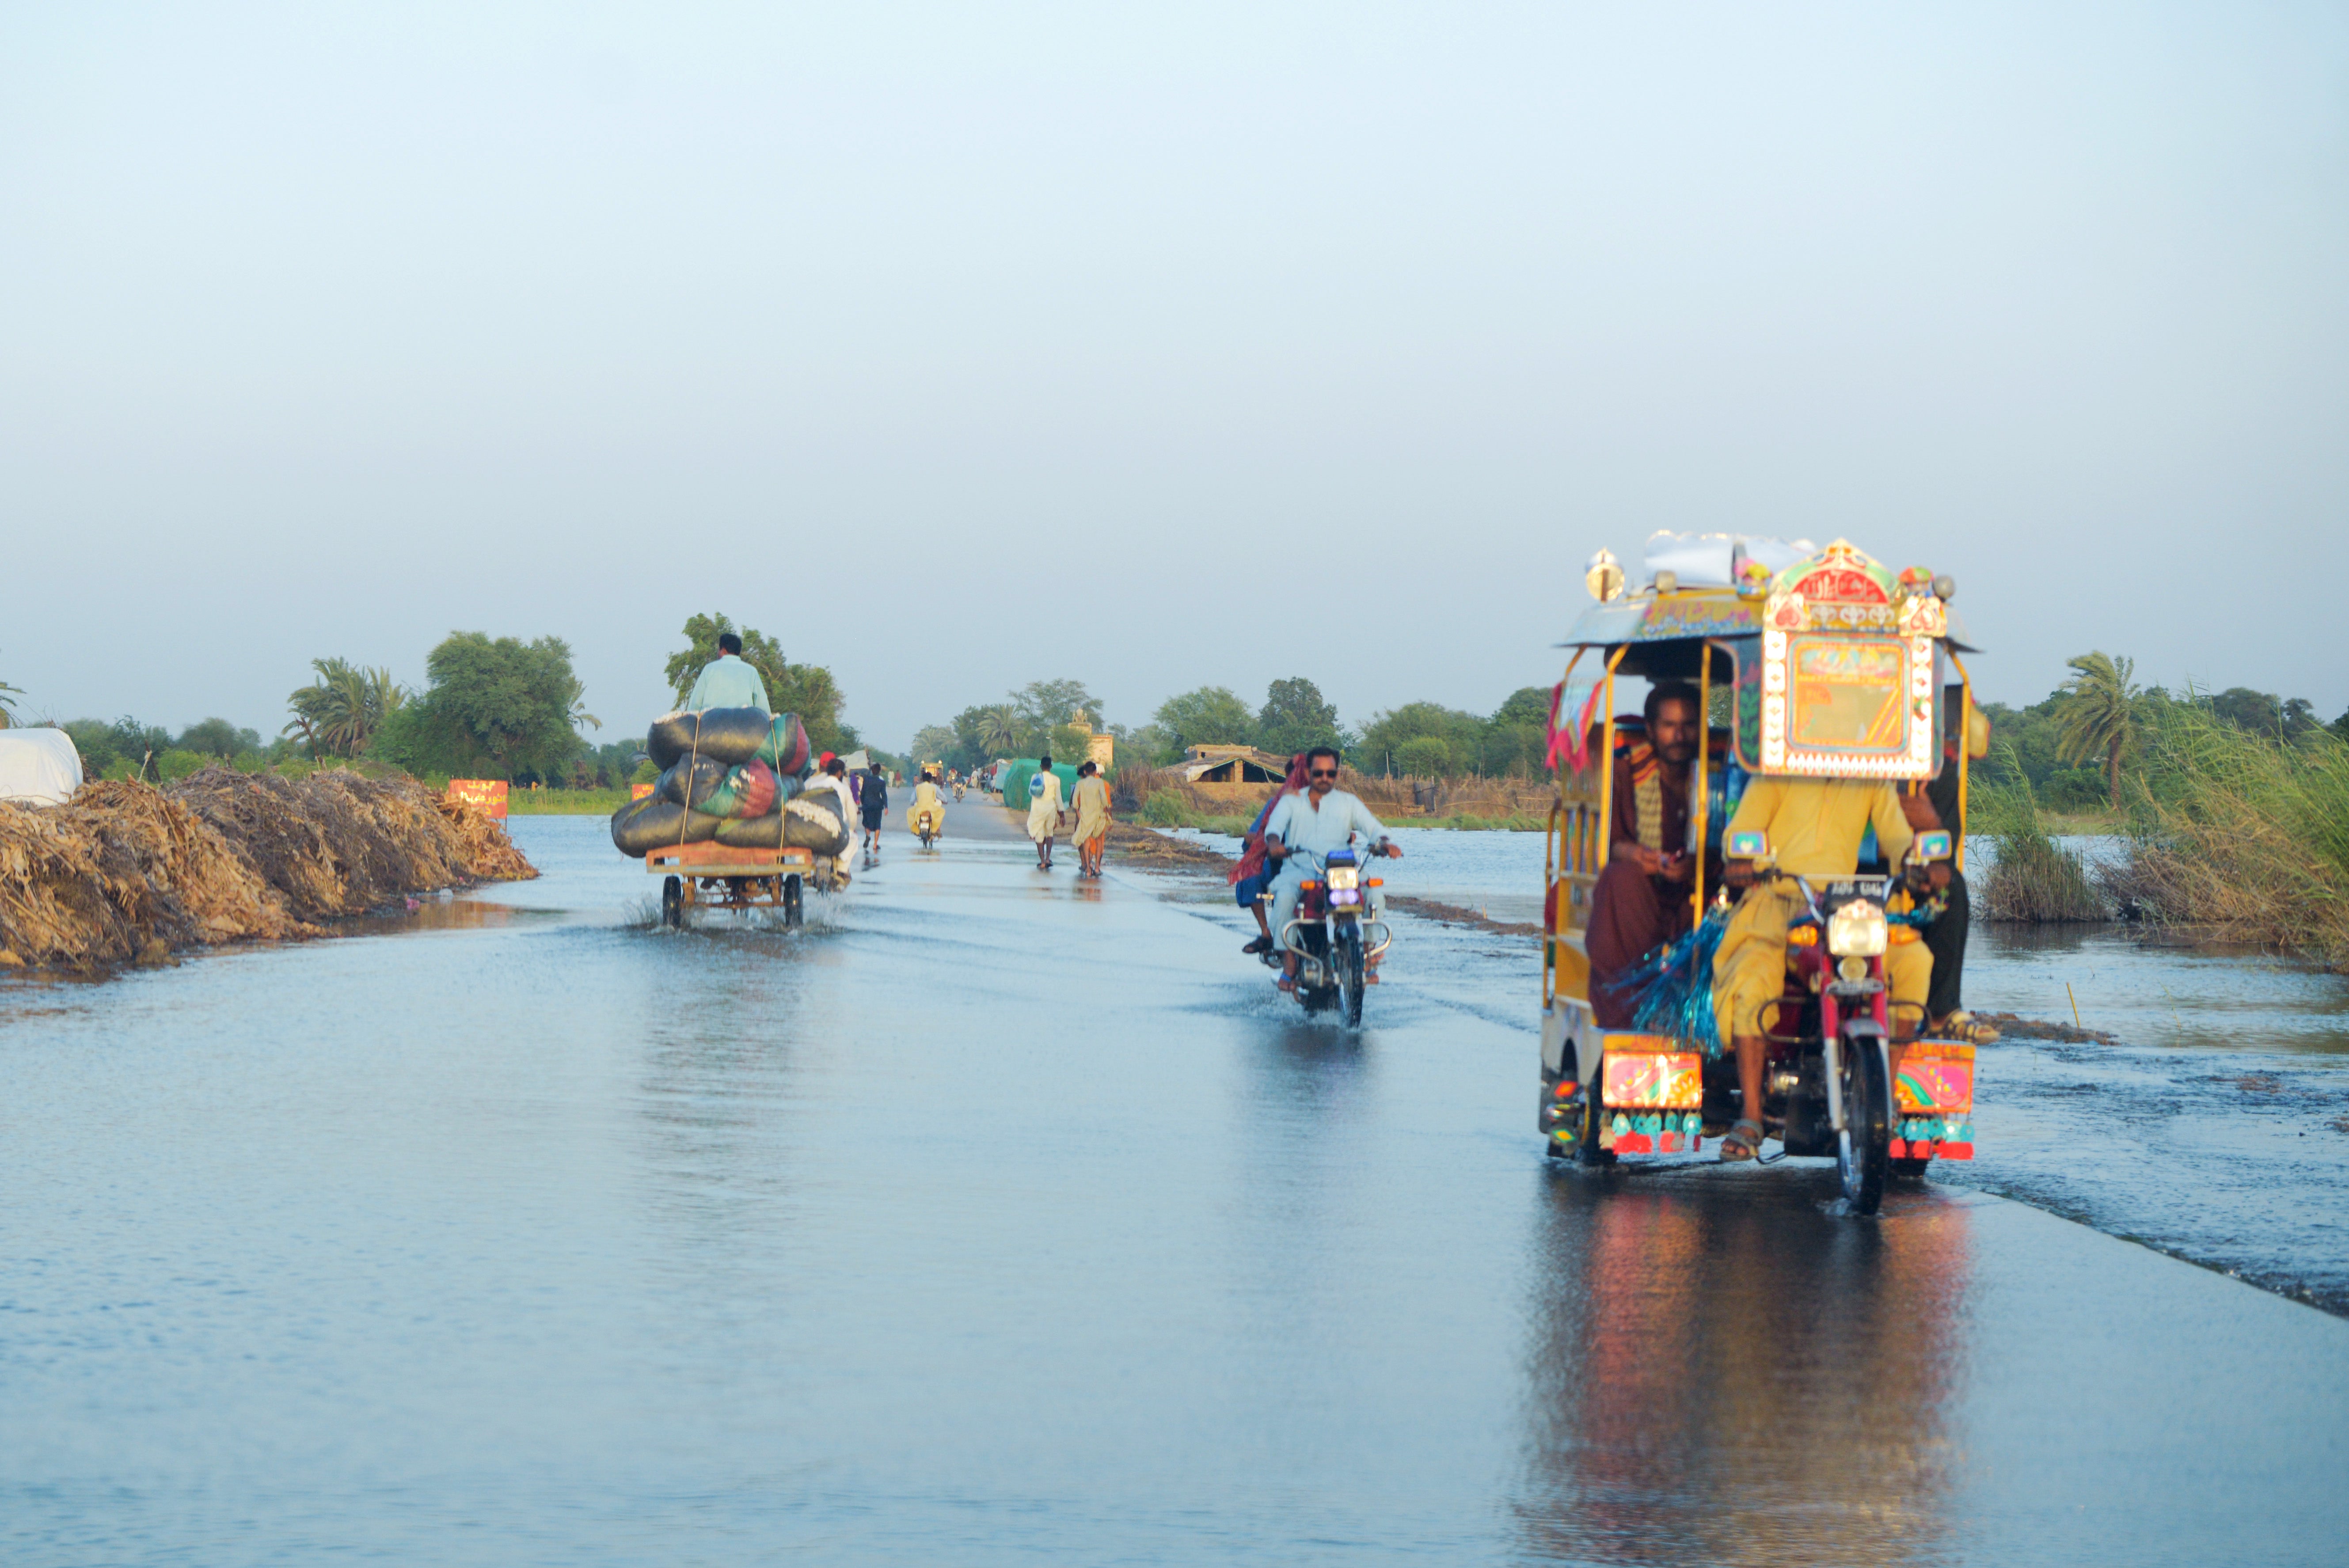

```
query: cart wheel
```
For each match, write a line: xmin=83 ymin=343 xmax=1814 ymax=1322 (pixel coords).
xmin=784 ymin=875 xmax=802 ymax=927
xmin=661 ymin=875 xmax=682 ymax=928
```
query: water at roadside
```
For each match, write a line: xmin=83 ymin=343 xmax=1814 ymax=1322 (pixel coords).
xmin=1145 ymin=824 xmax=2349 ymax=1311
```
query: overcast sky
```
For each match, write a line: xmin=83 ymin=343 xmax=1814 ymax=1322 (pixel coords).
xmin=5 ymin=2 xmax=2345 ymax=753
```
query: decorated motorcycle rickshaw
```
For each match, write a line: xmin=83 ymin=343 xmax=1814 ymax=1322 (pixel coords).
xmin=1538 ymin=537 xmax=1984 ymax=1213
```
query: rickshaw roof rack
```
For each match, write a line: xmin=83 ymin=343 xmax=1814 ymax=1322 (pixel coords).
xmin=1560 ymin=537 xmax=1980 ymax=656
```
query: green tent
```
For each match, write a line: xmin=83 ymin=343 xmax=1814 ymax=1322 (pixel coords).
xmin=999 ymin=758 xmax=1081 ymax=811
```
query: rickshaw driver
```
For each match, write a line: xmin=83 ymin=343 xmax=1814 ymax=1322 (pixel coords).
xmin=1714 ymin=776 xmax=1937 ymax=1162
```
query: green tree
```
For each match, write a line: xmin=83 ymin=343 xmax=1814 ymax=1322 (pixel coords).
xmin=0 ymin=677 xmax=20 ymax=727
xmin=391 ymin=632 xmax=599 ymax=781
xmin=176 ymin=718 xmax=261 ymax=758
xmin=2056 ymin=651 xmax=2141 ymax=810
xmin=285 ymin=659 xmax=407 ymax=759
xmin=1256 ymin=677 xmax=1341 ymax=758
xmin=1357 ymin=701 xmax=1483 ymax=778
xmin=1013 ymin=679 xmax=1099 ymax=734
xmin=1394 ymin=736 xmax=1452 ymax=777
xmin=1153 ymin=686 xmax=1255 ymax=758
xmin=909 ymin=725 xmax=959 ymax=768
xmin=662 ymin=612 xmax=851 ymax=752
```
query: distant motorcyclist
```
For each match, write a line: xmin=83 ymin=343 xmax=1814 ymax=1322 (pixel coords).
xmin=1263 ymin=747 xmax=1401 ymax=994
xmin=908 ymin=770 xmax=946 ymax=840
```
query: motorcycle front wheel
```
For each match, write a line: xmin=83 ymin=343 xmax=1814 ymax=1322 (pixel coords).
xmin=1839 ymin=1035 xmax=1892 ymax=1213
xmin=1335 ymin=924 xmax=1365 ymax=1027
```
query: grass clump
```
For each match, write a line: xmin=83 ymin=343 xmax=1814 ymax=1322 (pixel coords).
xmin=2102 ymin=704 xmax=2349 ymax=970
xmin=1974 ymin=751 xmax=2106 ymax=922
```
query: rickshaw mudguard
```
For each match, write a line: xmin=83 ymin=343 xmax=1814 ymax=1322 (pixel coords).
xmin=1893 ymin=1040 xmax=1977 ymax=1160
xmin=1596 ymin=1035 xmax=1707 ymax=1155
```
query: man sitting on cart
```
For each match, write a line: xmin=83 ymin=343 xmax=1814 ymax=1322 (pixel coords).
xmin=1713 ymin=776 xmax=1935 ymax=1162
xmin=1587 ymin=681 xmax=1714 ymax=1027
xmin=684 ymin=631 xmax=772 ymax=713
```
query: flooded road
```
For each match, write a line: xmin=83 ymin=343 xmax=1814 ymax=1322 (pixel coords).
xmin=4 ymin=815 xmax=2345 ymax=1564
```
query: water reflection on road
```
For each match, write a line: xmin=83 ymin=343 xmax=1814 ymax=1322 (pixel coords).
xmin=1517 ymin=1174 xmax=1970 ymax=1566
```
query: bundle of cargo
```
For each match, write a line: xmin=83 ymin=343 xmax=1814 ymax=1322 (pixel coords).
xmin=608 ymin=709 xmax=850 ymax=860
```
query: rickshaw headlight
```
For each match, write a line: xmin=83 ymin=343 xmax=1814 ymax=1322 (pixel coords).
xmin=1325 ymin=866 xmax=1360 ymax=892
xmin=1827 ymin=899 xmax=1888 ymax=958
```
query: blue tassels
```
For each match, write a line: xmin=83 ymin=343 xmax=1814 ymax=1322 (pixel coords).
xmin=1621 ymin=907 xmax=1730 ymax=1058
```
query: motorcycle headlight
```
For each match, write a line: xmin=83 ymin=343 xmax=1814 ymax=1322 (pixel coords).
xmin=1827 ymin=899 xmax=1888 ymax=957
xmin=1326 ymin=866 xmax=1360 ymax=892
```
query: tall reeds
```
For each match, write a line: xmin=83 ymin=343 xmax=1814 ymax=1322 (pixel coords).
xmin=2102 ymin=703 xmax=2349 ymax=970
xmin=1974 ymin=752 xmax=2108 ymax=922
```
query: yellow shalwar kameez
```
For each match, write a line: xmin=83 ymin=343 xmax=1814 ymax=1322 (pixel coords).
xmin=1713 ymin=777 xmax=1932 ymax=1043
xmin=906 ymin=779 xmax=946 ymax=836
xmin=1069 ymin=776 xmax=1110 ymax=848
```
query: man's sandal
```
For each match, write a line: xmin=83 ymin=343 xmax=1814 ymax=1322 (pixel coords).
xmin=1720 ymin=1120 xmax=1766 ymax=1163
xmin=1243 ymin=937 xmax=1272 ymax=955
xmin=1276 ymin=976 xmax=1298 ymax=994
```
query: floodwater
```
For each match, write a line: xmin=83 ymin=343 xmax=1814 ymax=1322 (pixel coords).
xmin=1158 ymin=825 xmax=2349 ymax=1310
xmin=3 ymin=813 xmax=2345 ymax=1564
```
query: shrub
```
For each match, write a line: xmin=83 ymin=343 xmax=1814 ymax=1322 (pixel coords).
xmin=1394 ymin=737 xmax=1452 ymax=778
xmin=1974 ymin=754 xmax=2106 ymax=922
xmin=1141 ymin=791 xmax=1190 ymax=828
xmin=2101 ymin=703 xmax=2349 ymax=969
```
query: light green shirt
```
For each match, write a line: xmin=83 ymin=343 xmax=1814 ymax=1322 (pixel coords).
xmin=684 ymin=655 xmax=771 ymax=714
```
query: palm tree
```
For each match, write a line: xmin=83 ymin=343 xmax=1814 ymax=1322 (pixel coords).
xmin=286 ymin=658 xmax=407 ymax=758
xmin=973 ymin=704 xmax=1018 ymax=758
xmin=2057 ymin=651 xmax=2141 ymax=809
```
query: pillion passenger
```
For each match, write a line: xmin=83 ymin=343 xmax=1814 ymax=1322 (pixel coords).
xmin=684 ymin=632 xmax=772 ymax=713
xmin=1586 ymin=682 xmax=1719 ymax=1028
xmin=1262 ymin=747 xmax=1402 ymax=995
xmin=1714 ymin=775 xmax=1937 ymax=1163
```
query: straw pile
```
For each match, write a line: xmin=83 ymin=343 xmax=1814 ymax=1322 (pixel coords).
xmin=0 ymin=768 xmax=536 ymax=972
xmin=0 ymin=782 xmax=308 ymax=969
xmin=170 ymin=767 xmax=536 ymax=921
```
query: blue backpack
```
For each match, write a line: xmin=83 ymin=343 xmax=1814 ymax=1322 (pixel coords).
xmin=1029 ymin=771 xmax=1048 ymax=801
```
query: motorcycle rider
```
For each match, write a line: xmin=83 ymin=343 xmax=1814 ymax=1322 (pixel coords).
xmin=908 ymin=769 xmax=946 ymax=841
xmin=1262 ymin=747 xmax=1402 ymax=994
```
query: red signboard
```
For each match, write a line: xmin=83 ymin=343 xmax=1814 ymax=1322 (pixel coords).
xmin=631 ymin=782 xmax=655 ymax=801
xmin=446 ymin=779 xmax=509 ymax=819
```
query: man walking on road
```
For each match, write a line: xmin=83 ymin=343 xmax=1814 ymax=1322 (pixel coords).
xmin=1026 ymin=754 xmax=1064 ymax=871
xmin=683 ymin=631 xmax=771 ymax=712
xmin=861 ymin=760 xmax=889 ymax=855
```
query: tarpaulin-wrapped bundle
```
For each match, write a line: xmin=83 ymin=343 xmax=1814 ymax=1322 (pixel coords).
xmin=654 ymin=756 xmax=796 ymax=819
xmin=612 ymin=708 xmax=825 ymax=857
xmin=609 ymin=796 xmax=728 ymax=857
xmin=712 ymin=796 xmax=851 ymax=855
xmin=646 ymin=710 xmax=812 ymax=775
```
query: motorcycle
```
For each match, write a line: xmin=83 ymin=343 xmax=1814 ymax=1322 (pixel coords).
xmin=1259 ymin=839 xmax=1395 ymax=1026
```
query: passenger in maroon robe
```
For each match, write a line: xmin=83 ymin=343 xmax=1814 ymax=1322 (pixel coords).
xmin=1586 ymin=683 xmax=1712 ymax=1028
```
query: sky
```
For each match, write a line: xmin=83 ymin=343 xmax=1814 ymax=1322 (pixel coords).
xmin=4 ymin=1 xmax=2345 ymax=755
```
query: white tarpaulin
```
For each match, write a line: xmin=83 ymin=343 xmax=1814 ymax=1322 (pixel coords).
xmin=1641 ymin=532 xmax=1817 ymax=588
xmin=0 ymin=729 xmax=84 ymax=807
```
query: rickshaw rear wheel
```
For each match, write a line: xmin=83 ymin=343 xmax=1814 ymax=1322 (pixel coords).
xmin=660 ymin=875 xmax=683 ymax=929
xmin=1840 ymin=1036 xmax=1892 ymax=1212
xmin=1574 ymin=1074 xmax=1615 ymax=1167
xmin=1892 ymin=1155 xmax=1932 ymax=1181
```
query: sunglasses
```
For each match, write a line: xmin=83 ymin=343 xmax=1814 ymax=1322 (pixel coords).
xmin=1308 ymin=768 xmax=1338 ymax=779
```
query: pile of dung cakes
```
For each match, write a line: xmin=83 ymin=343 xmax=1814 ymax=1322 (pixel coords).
xmin=609 ymin=708 xmax=852 ymax=858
